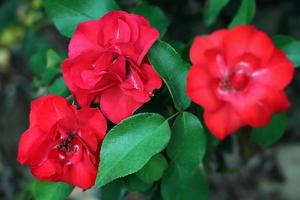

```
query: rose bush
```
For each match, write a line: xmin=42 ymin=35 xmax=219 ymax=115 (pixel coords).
xmin=62 ymin=11 xmax=162 ymax=123
xmin=17 ymin=95 xmax=107 ymax=189
xmin=187 ymin=25 xmax=295 ymax=139
xmin=13 ymin=0 xmax=300 ymax=199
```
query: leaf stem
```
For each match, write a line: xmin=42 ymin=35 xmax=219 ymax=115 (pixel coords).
xmin=166 ymin=112 xmax=180 ymax=121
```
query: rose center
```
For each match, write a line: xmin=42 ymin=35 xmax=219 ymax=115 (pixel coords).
xmin=56 ymin=132 xmax=79 ymax=153
xmin=220 ymin=69 xmax=250 ymax=91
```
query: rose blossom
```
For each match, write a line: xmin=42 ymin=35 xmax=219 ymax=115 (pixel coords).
xmin=187 ymin=25 xmax=294 ymax=140
xmin=62 ymin=11 xmax=162 ymax=123
xmin=17 ymin=95 xmax=107 ymax=189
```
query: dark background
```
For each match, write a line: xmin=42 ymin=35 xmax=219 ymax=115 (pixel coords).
xmin=0 ymin=0 xmax=299 ymax=199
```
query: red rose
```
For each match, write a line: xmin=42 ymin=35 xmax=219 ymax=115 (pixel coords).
xmin=62 ymin=11 xmax=162 ymax=123
xmin=187 ymin=26 xmax=294 ymax=140
xmin=17 ymin=95 xmax=107 ymax=189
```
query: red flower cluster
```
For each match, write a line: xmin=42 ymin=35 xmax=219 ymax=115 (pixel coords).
xmin=187 ymin=26 xmax=294 ymax=140
xmin=17 ymin=11 xmax=160 ymax=189
xmin=17 ymin=10 xmax=295 ymax=190
xmin=17 ymin=95 xmax=107 ymax=189
xmin=62 ymin=11 xmax=162 ymax=123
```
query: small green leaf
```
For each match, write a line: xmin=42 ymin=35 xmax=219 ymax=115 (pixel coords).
xmin=161 ymin=163 xmax=209 ymax=200
xmin=41 ymin=67 xmax=61 ymax=86
xmin=132 ymin=4 xmax=169 ymax=37
xmin=31 ymin=181 xmax=74 ymax=200
xmin=148 ymin=40 xmax=191 ymax=111
xmin=203 ymin=0 xmax=230 ymax=26
xmin=41 ymin=49 xmax=62 ymax=85
xmin=46 ymin=49 xmax=62 ymax=69
xmin=273 ymin=35 xmax=300 ymax=68
xmin=251 ymin=113 xmax=288 ymax=147
xmin=48 ymin=77 xmax=70 ymax=96
xmin=29 ymin=50 xmax=47 ymax=76
xmin=101 ymin=179 xmax=125 ymax=200
xmin=125 ymin=175 xmax=153 ymax=192
xmin=43 ymin=0 xmax=119 ymax=37
xmin=137 ymin=153 xmax=168 ymax=183
xmin=96 ymin=113 xmax=171 ymax=187
xmin=167 ymin=112 xmax=206 ymax=171
xmin=228 ymin=0 xmax=256 ymax=28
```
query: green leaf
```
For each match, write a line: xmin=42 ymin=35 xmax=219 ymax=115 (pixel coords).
xmin=251 ymin=113 xmax=288 ymax=147
xmin=148 ymin=40 xmax=191 ymax=111
xmin=137 ymin=153 xmax=168 ymax=183
xmin=168 ymin=41 xmax=186 ymax=54
xmin=29 ymin=50 xmax=47 ymax=76
xmin=125 ymin=175 xmax=153 ymax=192
xmin=46 ymin=49 xmax=62 ymax=69
xmin=41 ymin=67 xmax=61 ymax=85
xmin=43 ymin=0 xmax=119 ymax=37
xmin=132 ymin=4 xmax=169 ymax=37
xmin=49 ymin=77 xmax=70 ymax=96
xmin=273 ymin=35 xmax=300 ymax=68
xmin=161 ymin=163 xmax=209 ymax=200
xmin=96 ymin=113 xmax=171 ymax=187
xmin=31 ymin=181 xmax=74 ymax=200
xmin=167 ymin=112 xmax=206 ymax=171
xmin=101 ymin=179 xmax=125 ymax=200
xmin=203 ymin=0 xmax=230 ymax=26
xmin=228 ymin=0 xmax=256 ymax=28
xmin=41 ymin=49 xmax=62 ymax=85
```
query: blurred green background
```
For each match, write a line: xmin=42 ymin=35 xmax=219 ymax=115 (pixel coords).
xmin=0 ymin=0 xmax=299 ymax=199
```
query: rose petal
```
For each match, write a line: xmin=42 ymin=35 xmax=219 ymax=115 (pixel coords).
xmin=76 ymin=107 xmax=107 ymax=140
xmin=69 ymin=20 xmax=103 ymax=58
xmin=204 ymin=105 xmax=245 ymax=140
xmin=66 ymin=153 xmax=98 ymax=189
xmin=252 ymin=49 xmax=295 ymax=90
xmin=190 ymin=29 xmax=227 ymax=64
xmin=187 ymin=65 xmax=222 ymax=111
xmin=17 ymin=127 xmax=50 ymax=166
xmin=100 ymin=86 xmax=142 ymax=123
xmin=29 ymin=95 xmax=74 ymax=132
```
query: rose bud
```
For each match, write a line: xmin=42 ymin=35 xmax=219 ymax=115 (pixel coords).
xmin=17 ymin=95 xmax=107 ymax=189
xmin=62 ymin=11 xmax=162 ymax=123
xmin=187 ymin=25 xmax=294 ymax=140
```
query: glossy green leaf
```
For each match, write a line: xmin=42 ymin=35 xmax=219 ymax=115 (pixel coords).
xmin=148 ymin=40 xmax=191 ymax=111
xmin=125 ymin=174 xmax=153 ymax=192
xmin=96 ymin=113 xmax=171 ymax=187
xmin=273 ymin=35 xmax=300 ymax=67
xmin=251 ymin=113 xmax=288 ymax=147
xmin=203 ymin=0 xmax=230 ymax=26
xmin=137 ymin=153 xmax=168 ymax=183
xmin=161 ymin=163 xmax=209 ymax=200
xmin=132 ymin=4 xmax=169 ymax=37
xmin=48 ymin=77 xmax=70 ymax=97
xmin=168 ymin=41 xmax=186 ymax=55
xmin=32 ymin=181 xmax=74 ymax=200
xmin=228 ymin=0 xmax=256 ymax=28
xmin=167 ymin=112 xmax=206 ymax=171
xmin=43 ymin=0 xmax=119 ymax=37
xmin=101 ymin=179 xmax=125 ymax=200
